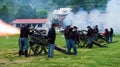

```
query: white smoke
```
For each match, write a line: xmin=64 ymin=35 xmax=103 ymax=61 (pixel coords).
xmin=63 ymin=11 xmax=88 ymax=30
xmin=106 ymin=0 xmax=120 ymax=34
xmin=63 ymin=0 xmax=120 ymax=33
xmin=63 ymin=9 xmax=106 ymax=32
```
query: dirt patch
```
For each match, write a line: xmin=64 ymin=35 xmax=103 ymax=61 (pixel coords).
xmin=14 ymin=57 xmax=34 ymax=63
xmin=0 ymin=59 xmax=11 ymax=65
xmin=0 ymin=53 xmax=3 ymax=55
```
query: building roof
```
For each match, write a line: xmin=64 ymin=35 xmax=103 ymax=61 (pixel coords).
xmin=12 ymin=19 xmax=48 ymax=24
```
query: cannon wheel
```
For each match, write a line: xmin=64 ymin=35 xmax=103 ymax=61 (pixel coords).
xmin=77 ymin=40 xmax=87 ymax=48
xmin=78 ymin=30 xmax=87 ymax=48
xmin=29 ymin=43 xmax=47 ymax=55
xmin=30 ymin=43 xmax=43 ymax=55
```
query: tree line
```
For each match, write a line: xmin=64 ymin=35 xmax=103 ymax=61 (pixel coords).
xmin=0 ymin=0 xmax=108 ymax=23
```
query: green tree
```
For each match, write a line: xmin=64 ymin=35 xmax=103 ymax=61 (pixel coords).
xmin=83 ymin=0 xmax=108 ymax=11
xmin=0 ymin=0 xmax=4 ymax=7
xmin=36 ymin=9 xmax=48 ymax=18
xmin=15 ymin=4 xmax=37 ymax=19
xmin=66 ymin=0 xmax=109 ymax=13
xmin=0 ymin=0 xmax=109 ymax=22
xmin=0 ymin=4 xmax=11 ymax=23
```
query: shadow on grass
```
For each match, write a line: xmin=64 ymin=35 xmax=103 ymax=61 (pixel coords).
xmin=112 ymin=40 xmax=119 ymax=43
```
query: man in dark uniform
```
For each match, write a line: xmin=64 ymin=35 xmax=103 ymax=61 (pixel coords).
xmin=94 ymin=25 xmax=99 ymax=41
xmin=47 ymin=23 xmax=56 ymax=58
xmin=109 ymin=28 xmax=113 ymax=43
xmin=19 ymin=24 xmax=32 ymax=57
xmin=86 ymin=26 xmax=94 ymax=48
xmin=64 ymin=26 xmax=70 ymax=49
xmin=64 ymin=26 xmax=70 ymax=41
xmin=73 ymin=26 xmax=80 ymax=44
xmin=66 ymin=26 xmax=78 ymax=55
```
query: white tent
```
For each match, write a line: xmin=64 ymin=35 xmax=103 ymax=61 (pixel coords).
xmin=0 ymin=20 xmax=20 ymax=36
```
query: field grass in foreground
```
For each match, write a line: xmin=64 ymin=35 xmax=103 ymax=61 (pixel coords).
xmin=0 ymin=34 xmax=120 ymax=67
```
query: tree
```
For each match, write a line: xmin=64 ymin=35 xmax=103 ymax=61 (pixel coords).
xmin=0 ymin=0 xmax=109 ymax=22
xmin=0 ymin=0 xmax=4 ymax=7
xmin=15 ymin=4 xmax=37 ymax=19
xmin=36 ymin=9 xmax=48 ymax=18
xmin=66 ymin=0 xmax=109 ymax=13
xmin=0 ymin=4 xmax=11 ymax=23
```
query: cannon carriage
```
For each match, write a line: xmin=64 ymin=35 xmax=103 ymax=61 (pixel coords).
xmin=29 ymin=29 xmax=67 ymax=56
xmin=77 ymin=30 xmax=108 ymax=48
xmin=29 ymin=29 xmax=48 ymax=55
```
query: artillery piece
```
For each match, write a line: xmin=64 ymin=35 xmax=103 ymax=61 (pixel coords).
xmin=77 ymin=30 xmax=108 ymax=48
xmin=29 ymin=28 xmax=67 ymax=56
xmin=29 ymin=29 xmax=48 ymax=55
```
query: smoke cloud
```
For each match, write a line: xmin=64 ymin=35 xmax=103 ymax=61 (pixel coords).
xmin=106 ymin=0 xmax=120 ymax=34
xmin=63 ymin=0 xmax=120 ymax=33
xmin=63 ymin=9 xmax=106 ymax=32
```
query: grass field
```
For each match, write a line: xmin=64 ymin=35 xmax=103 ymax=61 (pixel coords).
xmin=0 ymin=33 xmax=120 ymax=67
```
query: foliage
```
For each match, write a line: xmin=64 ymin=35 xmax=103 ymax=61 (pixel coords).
xmin=15 ymin=4 xmax=37 ymax=19
xmin=0 ymin=0 xmax=109 ymax=22
xmin=36 ymin=9 xmax=48 ymax=18
xmin=68 ymin=0 xmax=109 ymax=13
xmin=0 ymin=0 xmax=4 ymax=7
xmin=0 ymin=4 xmax=11 ymax=23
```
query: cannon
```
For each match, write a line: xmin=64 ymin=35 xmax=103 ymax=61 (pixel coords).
xmin=29 ymin=29 xmax=48 ymax=55
xmin=77 ymin=30 xmax=108 ymax=48
xmin=29 ymin=29 xmax=67 ymax=56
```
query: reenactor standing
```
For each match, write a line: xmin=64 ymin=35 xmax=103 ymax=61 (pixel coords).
xmin=66 ymin=26 xmax=78 ymax=55
xmin=19 ymin=24 xmax=32 ymax=57
xmin=64 ymin=26 xmax=70 ymax=49
xmin=94 ymin=25 xmax=99 ymax=41
xmin=109 ymin=28 xmax=113 ymax=43
xmin=64 ymin=26 xmax=70 ymax=42
xmin=103 ymin=28 xmax=109 ymax=42
xmin=73 ymin=26 xmax=80 ymax=45
xmin=47 ymin=23 xmax=56 ymax=58
xmin=86 ymin=26 xmax=94 ymax=48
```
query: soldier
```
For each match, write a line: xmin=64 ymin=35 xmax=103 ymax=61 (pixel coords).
xmin=103 ymin=28 xmax=109 ymax=42
xmin=19 ymin=24 xmax=32 ymax=57
xmin=67 ymin=26 xmax=78 ymax=55
xmin=47 ymin=23 xmax=56 ymax=58
xmin=64 ymin=26 xmax=70 ymax=41
xmin=109 ymin=28 xmax=113 ymax=43
xmin=86 ymin=26 xmax=94 ymax=48
xmin=94 ymin=25 xmax=99 ymax=41
xmin=64 ymin=26 xmax=70 ymax=49
xmin=73 ymin=26 xmax=80 ymax=44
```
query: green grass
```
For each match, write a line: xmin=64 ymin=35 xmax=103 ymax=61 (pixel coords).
xmin=0 ymin=34 xmax=120 ymax=67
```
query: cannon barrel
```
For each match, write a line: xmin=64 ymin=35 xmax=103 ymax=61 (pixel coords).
xmin=55 ymin=45 xmax=67 ymax=54
xmin=92 ymin=40 xmax=107 ymax=47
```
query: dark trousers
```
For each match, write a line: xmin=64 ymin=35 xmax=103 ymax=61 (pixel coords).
xmin=19 ymin=37 xmax=29 ymax=57
xmin=109 ymin=35 xmax=113 ymax=43
xmin=87 ymin=35 xmax=94 ymax=48
xmin=67 ymin=39 xmax=77 ymax=55
xmin=105 ymin=35 xmax=109 ymax=42
xmin=48 ymin=44 xmax=55 ymax=58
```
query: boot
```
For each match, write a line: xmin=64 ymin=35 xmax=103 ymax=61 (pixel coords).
xmin=21 ymin=50 xmax=24 ymax=55
xmin=19 ymin=50 xmax=22 ymax=57
xmin=88 ymin=44 xmax=92 ymax=48
xmin=89 ymin=44 xmax=93 ymax=48
xmin=25 ymin=50 xmax=28 ymax=57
